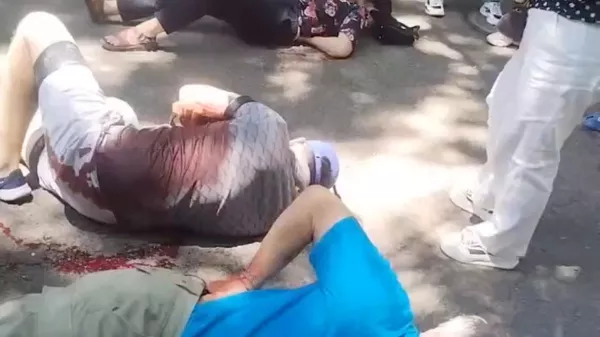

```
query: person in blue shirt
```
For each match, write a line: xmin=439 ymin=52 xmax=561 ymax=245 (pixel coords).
xmin=0 ymin=181 xmax=482 ymax=336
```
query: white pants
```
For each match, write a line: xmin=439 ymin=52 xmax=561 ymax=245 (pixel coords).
xmin=470 ymin=9 xmax=600 ymax=258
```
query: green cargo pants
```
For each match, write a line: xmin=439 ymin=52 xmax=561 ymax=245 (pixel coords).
xmin=0 ymin=266 xmax=206 ymax=337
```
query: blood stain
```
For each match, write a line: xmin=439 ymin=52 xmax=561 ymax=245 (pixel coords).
xmin=49 ymin=245 xmax=179 ymax=274
xmin=0 ymin=220 xmax=179 ymax=274
xmin=0 ymin=221 xmax=23 ymax=245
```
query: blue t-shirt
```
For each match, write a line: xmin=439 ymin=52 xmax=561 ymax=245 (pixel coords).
xmin=181 ymin=217 xmax=419 ymax=337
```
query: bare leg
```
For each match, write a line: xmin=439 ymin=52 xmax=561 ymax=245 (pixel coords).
xmin=0 ymin=12 xmax=75 ymax=176
xmin=104 ymin=0 xmax=120 ymax=15
xmin=102 ymin=0 xmax=209 ymax=52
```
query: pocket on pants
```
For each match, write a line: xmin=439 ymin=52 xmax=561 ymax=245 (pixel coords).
xmin=67 ymin=268 xmax=205 ymax=337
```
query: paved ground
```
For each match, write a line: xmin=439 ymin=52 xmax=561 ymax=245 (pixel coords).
xmin=1 ymin=0 xmax=600 ymax=336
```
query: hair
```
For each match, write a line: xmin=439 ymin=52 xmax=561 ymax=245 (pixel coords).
xmin=420 ymin=315 xmax=487 ymax=337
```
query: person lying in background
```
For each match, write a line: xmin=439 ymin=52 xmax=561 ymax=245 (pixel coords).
xmin=85 ymin=0 xmax=373 ymax=58
xmin=0 ymin=181 xmax=484 ymax=337
xmin=0 ymin=11 xmax=339 ymax=238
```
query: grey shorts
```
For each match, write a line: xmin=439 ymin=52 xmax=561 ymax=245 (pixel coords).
xmin=24 ymin=42 xmax=138 ymax=223
xmin=0 ymin=268 xmax=203 ymax=337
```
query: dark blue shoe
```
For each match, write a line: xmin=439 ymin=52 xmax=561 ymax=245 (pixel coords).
xmin=583 ymin=113 xmax=600 ymax=131
xmin=0 ymin=169 xmax=32 ymax=202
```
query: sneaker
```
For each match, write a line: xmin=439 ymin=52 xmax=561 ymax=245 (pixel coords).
xmin=421 ymin=315 xmax=487 ymax=337
xmin=440 ymin=227 xmax=519 ymax=269
xmin=479 ymin=1 xmax=502 ymax=26
xmin=449 ymin=184 xmax=493 ymax=221
xmin=0 ymin=169 xmax=32 ymax=202
xmin=425 ymin=0 xmax=445 ymax=17
xmin=486 ymin=31 xmax=514 ymax=47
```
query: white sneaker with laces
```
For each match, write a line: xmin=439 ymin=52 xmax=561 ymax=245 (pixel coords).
xmin=449 ymin=185 xmax=493 ymax=221
xmin=440 ymin=227 xmax=519 ymax=270
xmin=425 ymin=0 xmax=445 ymax=17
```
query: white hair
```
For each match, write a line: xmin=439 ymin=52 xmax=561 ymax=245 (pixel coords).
xmin=420 ymin=315 xmax=487 ymax=337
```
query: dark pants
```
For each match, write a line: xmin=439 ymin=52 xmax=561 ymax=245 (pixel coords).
xmin=496 ymin=10 xmax=527 ymax=42
xmin=116 ymin=0 xmax=300 ymax=46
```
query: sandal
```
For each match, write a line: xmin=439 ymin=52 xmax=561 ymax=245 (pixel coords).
xmin=85 ymin=0 xmax=106 ymax=23
xmin=583 ymin=113 xmax=600 ymax=131
xmin=102 ymin=28 xmax=159 ymax=52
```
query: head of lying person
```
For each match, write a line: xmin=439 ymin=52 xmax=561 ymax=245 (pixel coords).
xmin=289 ymin=138 xmax=340 ymax=194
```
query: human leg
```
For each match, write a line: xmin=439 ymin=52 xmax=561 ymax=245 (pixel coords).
xmin=449 ymin=29 xmax=527 ymax=220
xmin=85 ymin=0 xmax=164 ymax=23
xmin=102 ymin=0 xmax=208 ymax=51
xmin=0 ymin=12 xmax=82 ymax=201
xmin=0 ymin=12 xmax=138 ymax=223
xmin=442 ymin=9 xmax=600 ymax=268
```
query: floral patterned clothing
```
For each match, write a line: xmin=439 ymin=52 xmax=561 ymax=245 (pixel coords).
xmin=298 ymin=0 xmax=370 ymax=45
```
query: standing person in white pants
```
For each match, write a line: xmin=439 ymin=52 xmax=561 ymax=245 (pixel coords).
xmin=440 ymin=3 xmax=600 ymax=269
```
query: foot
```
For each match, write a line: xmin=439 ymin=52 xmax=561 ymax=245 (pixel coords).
xmin=486 ymin=32 xmax=514 ymax=47
xmin=425 ymin=0 xmax=445 ymax=17
xmin=85 ymin=0 xmax=106 ymax=23
xmin=102 ymin=28 xmax=159 ymax=52
xmin=0 ymin=169 xmax=32 ymax=202
xmin=449 ymin=184 xmax=493 ymax=221
xmin=440 ymin=227 xmax=519 ymax=270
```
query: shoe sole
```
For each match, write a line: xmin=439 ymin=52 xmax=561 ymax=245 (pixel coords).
xmin=425 ymin=8 xmax=445 ymax=17
xmin=0 ymin=184 xmax=33 ymax=202
xmin=439 ymin=246 xmax=519 ymax=270
xmin=466 ymin=259 xmax=518 ymax=270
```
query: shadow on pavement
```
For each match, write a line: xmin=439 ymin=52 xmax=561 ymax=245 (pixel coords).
xmin=2 ymin=0 xmax=600 ymax=336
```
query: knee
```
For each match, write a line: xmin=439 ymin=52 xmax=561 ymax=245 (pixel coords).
xmin=16 ymin=12 xmax=63 ymax=39
xmin=15 ymin=12 xmax=74 ymax=57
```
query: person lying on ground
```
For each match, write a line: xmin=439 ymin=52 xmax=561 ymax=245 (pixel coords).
xmin=0 ymin=183 xmax=484 ymax=337
xmin=0 ymin=11 xmax=339 ymax=238
xmin=85 ymin=0 xmax=373 ymax=58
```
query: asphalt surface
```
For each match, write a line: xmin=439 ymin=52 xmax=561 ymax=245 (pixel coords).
xmin=1 ymin=0 xmax=599 ymax=336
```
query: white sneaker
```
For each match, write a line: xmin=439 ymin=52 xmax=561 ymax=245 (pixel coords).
xmin=421 ymin=315 xmax=487 ymax=337
xmin=425 ymin=0 xmax=445 ymax=17
xmin=479 ymin=1 xmax=502 ymax=26
xmin=440 ymin=227 xmax=519 ymax=270
xmin=486 ymin=32 xmax=514 ymax=47
xmin=449 ymin=185 xmax=493 ymax=221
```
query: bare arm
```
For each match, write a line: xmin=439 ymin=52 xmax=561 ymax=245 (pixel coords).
xmin=298 ymin=35 xmax=354 ymax=59
xmin=242 ymin=186 xmax=352 ymax=288
xmin=203 ymin=186 xmax=352 ymax=300
xmin=297 ymin=4 xmax=369 ymax=59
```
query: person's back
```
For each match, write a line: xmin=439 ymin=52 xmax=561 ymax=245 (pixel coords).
xmin=94 ymin=100 xmax=297 ymax=236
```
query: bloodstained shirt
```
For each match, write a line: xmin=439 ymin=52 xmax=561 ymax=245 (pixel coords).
xmin=93 ymin=102 xmax=297 ymax=237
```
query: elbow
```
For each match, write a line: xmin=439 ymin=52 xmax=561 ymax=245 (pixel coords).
xmin=329 ymin=47 xmax=353 ymax=59
xmin=328 ymin=36 xmax=354 ymax=59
